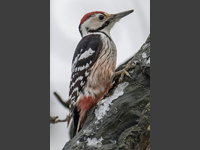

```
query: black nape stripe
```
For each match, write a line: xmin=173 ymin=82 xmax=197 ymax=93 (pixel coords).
xmin=88 ymin=30 xmax=111 ymax=41
xmin=79 ymin=24 xmax=82 ymax=37
xmin=97 ymin=21 xmax=110 ymax=31
xmin=98 ymin=31 xmax=112 ymax=41
xmin=88 ymin=20 xmax=111 ymax=41
xmin=79 ymin=20 xmax=112 ymax=40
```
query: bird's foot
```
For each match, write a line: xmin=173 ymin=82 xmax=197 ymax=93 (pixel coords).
xmin=116 ymin=69 xmax=132 ymax=83
xmin=114 ymin=59 xmax=139 ymax=82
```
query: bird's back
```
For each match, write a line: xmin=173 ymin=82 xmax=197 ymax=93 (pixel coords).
xmin=68 ymin=32 xmax=117 ymax=134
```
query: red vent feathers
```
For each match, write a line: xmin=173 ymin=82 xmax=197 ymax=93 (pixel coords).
xmin=80 ymin=11 xmax=104 ymax=25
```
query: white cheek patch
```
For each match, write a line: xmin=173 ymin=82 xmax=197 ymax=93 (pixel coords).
xmin=80 ymin=17 xmax=105 ymax=37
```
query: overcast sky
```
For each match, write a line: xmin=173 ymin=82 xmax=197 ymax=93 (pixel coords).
xmin=50 ymin=0 xmax=150 ymax=150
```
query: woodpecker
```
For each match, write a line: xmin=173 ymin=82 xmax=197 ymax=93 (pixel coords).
xmin=67 ymin=9 xmax=134 ymax=136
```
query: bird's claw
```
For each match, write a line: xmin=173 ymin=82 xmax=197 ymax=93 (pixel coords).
xmin=116 ymin=59 xmax=140 ymax=82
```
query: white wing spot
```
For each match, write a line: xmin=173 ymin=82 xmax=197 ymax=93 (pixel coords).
xmin=80 ymin=81 xmax=85 ymax=87
xmin=85 ymin=71 xmax=89 ymax=76
xmin=71 ymin=54 xmax=80 ymax=73
xmin=75 ymin=63 xmax=90 ymax=72
xmin=78 ymin=48 xmax=95 ymax=60
xmin=70 ymin=87 xmax=79 ymax=97
xmin=70 ymin=76 xmax=84 ymax=88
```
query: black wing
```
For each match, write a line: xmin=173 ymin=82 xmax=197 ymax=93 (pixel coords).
xmin=69 ymin=34 xmax=103 ymax=105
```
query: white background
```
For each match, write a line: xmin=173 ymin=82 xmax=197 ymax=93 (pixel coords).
xmin=50 ymin=0 xmax=150 ymax=150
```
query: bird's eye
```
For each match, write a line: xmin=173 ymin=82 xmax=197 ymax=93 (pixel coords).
xmin=99 ymin=15 xmax=104 ymax=20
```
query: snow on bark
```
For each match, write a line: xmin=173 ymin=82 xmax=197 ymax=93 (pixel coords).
xmin=94 ymin=82 xmax=129 ymax=123
xmin=87 ymin=137 xmax=103 ymax=148
xmin=142 ymin=52 xmax=147 ymax=58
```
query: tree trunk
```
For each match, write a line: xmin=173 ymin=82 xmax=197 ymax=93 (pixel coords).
xmin=63 ymin=34 xmax=150 ymax=150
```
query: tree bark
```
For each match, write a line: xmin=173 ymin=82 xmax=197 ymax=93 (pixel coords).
xmin=63 ymin=35 xmax=150 ymax=150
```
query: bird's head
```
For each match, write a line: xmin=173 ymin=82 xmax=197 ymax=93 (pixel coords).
xmin=79 ymin=9 xmax=134 ymax=37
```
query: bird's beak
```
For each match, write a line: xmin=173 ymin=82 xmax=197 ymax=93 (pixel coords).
xmin=111 ymin=9 xmax=134 ymax=22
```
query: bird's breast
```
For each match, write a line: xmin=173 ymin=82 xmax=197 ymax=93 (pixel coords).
xmin=84 ymin=34 xmax=117 ymax=98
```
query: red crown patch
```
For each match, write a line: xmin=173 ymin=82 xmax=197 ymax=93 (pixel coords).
xmin=80 ymin=11 xmax=104 ymax=25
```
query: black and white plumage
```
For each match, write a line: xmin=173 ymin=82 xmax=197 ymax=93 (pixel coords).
xmin=66 ymin=10 xmax=134 ymax=136
xmin=69 ymin=34 xmax=103 ymax=112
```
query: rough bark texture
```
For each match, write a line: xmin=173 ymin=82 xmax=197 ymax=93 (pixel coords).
xmin=63 ymin=35 xmax=150 ymax=150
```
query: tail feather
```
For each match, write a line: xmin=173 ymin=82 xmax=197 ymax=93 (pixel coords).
xmin=71 ymin=95 xmax=100 ymax=136
xmin=73 ymin=107 xmax=80 ymax=137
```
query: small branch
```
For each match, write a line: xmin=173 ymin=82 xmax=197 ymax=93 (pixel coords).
xmin=50 ymin=116 xmax=68 ymax=124
xmin=50 ymin=92 xmax=69 ymax=124
xmin=54 ymin=92 xmax=69 ymax=109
